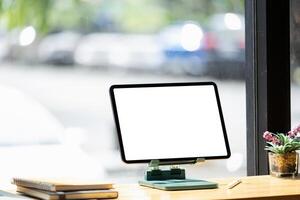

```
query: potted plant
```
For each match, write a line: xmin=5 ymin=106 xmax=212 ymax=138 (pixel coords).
xmin=263 ymin=125 xmax=300 ymax=177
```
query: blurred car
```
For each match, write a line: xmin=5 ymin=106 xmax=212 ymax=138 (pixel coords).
xmin=1 ymin=27 xmax=40 ymax=63
xmin=158 ymin=21 xmax=210 ymax=75
xmin=38 ymin=31 xmax=81 ymax=65
xmin=204 ymin=13 xmax=245 ymax=78
xmin=74 ymin=33 xmax=164 ymax=71
xmin=0 ymin=31 xmax=10 ymax=61
xmin=158 ymin=15 xmax=245 ymax=78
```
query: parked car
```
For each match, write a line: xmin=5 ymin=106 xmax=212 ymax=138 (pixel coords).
xmin=204 ymin=13 xmax=245 ymax=79
xmin=0 ymin=31 xmax=10 ymax=61
xmin=74 ymin=33 xmax=164 ymax=71
xmin=158 ymin=15 xmax=245 ymax=79
xmin=158 ymin=21 xmax=210 ymax=75
xmin=38 ymin=31 xmax=81 ymax=65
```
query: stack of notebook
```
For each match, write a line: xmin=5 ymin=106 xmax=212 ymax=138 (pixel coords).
xmin=12 ymin=178 xmax=118 ymax=200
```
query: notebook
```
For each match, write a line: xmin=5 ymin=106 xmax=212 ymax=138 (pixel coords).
xmin=0 ymin=189 xmax=30 ymax=199
xmin=17 ymin=186 xmax=118 ymax=200
xmin=12 ymin=178 xmax=113 ymax=192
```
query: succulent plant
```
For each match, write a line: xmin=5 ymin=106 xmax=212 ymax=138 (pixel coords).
xmin=263 ymin=125 xmax=300 ymax=154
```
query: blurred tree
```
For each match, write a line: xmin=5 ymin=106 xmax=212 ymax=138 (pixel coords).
xmin=0 ymin=0 xmax=244 ymax=34
xmin=163 ymin=0 xmax=244 ymax=26
xmin=118 ymin=0 xmax=244 ymax=32
xmin=0 ymin=0 xmax=52 ymax=32
xmin=48 ymin=0 xmax=100 ymax=33
xmin=0 ymin=0 xmax=99 ymax=34
xmin=117 ymin=0 xmax=168 ymax=33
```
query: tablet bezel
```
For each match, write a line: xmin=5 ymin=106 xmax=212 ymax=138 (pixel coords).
xmin=110 ymin=82 xmax=231 ymax=164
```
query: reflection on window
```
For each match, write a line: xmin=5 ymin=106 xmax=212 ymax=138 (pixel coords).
xmin=0 ymin=0 xmax=245 ymax=183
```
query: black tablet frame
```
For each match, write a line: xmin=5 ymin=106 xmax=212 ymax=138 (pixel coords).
xmin=110 ymin=82 xmax=231 ymax=164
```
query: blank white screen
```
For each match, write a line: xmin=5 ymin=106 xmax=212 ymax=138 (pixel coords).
xmin=113 ymin=85 xmax=228 ymax=161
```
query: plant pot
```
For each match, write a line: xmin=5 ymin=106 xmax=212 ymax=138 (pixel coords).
xmin=268 ymin=151 xmax=299 ymax=177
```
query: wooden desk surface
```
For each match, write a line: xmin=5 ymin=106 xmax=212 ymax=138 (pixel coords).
xmin=115 ymin=175 xmax=300 ymax=200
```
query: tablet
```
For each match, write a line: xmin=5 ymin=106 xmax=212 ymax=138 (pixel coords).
xmin=110 ymin=82 xmax=230 ymax=164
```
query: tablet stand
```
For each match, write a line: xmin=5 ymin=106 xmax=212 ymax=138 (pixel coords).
xmin=139 ymin=158 xmax=218 ymax=190
xmin=145 ymin=159 xmax=204 ymax=180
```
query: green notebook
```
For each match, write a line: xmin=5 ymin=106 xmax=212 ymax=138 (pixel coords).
xmin=139 ymin=179 xmax=218 ymax=191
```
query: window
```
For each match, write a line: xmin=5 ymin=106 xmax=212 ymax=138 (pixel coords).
xmin=0 ymin=0 xmax=245 ymax=183
xmin=245 ymin=0 xmax=290 ymax=175
xmin=291 ymin=0 xmax=300 ymax=128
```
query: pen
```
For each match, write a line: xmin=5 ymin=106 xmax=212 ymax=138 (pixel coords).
xmin=227 ymin=179 xmax=242 ymax=189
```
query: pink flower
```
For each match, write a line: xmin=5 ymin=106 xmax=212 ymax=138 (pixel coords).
xmin=263 ymin=131 xmax=281 ymax=145
xmin=272 ymin=137 xmax=280 ymax=145
xmin=263 ymin=131 xmax=274 ymax=142
xmin=288 ymin=124 xmax=300 ymax=138
xmin=288 ymin=130 xmax=297 ymax=138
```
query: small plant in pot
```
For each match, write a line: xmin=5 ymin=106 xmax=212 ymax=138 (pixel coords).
xmin=263 ymin=125 xmax=300 ymax=177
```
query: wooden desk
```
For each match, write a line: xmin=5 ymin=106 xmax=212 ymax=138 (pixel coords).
xmin=115 ymin=175 xmax=300 ymax=200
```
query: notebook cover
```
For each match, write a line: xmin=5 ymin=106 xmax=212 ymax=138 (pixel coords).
xmin=12 ymin=178 xmax=113 ymax=191
xmin=17 ymin=186 xmax=118 ymax=200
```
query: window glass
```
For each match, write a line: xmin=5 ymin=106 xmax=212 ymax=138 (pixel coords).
xmin=291 ymin=0 xmax=300 ymax=127
xmin=0 ymin=0 xmax=245 ymax=183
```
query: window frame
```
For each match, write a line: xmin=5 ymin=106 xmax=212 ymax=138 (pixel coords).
xmin=245 ymin=0 xmax=291 ymax=175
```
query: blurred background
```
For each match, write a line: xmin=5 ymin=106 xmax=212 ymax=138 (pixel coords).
xmin=3 ymin=0 xmax=297 ymax=184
